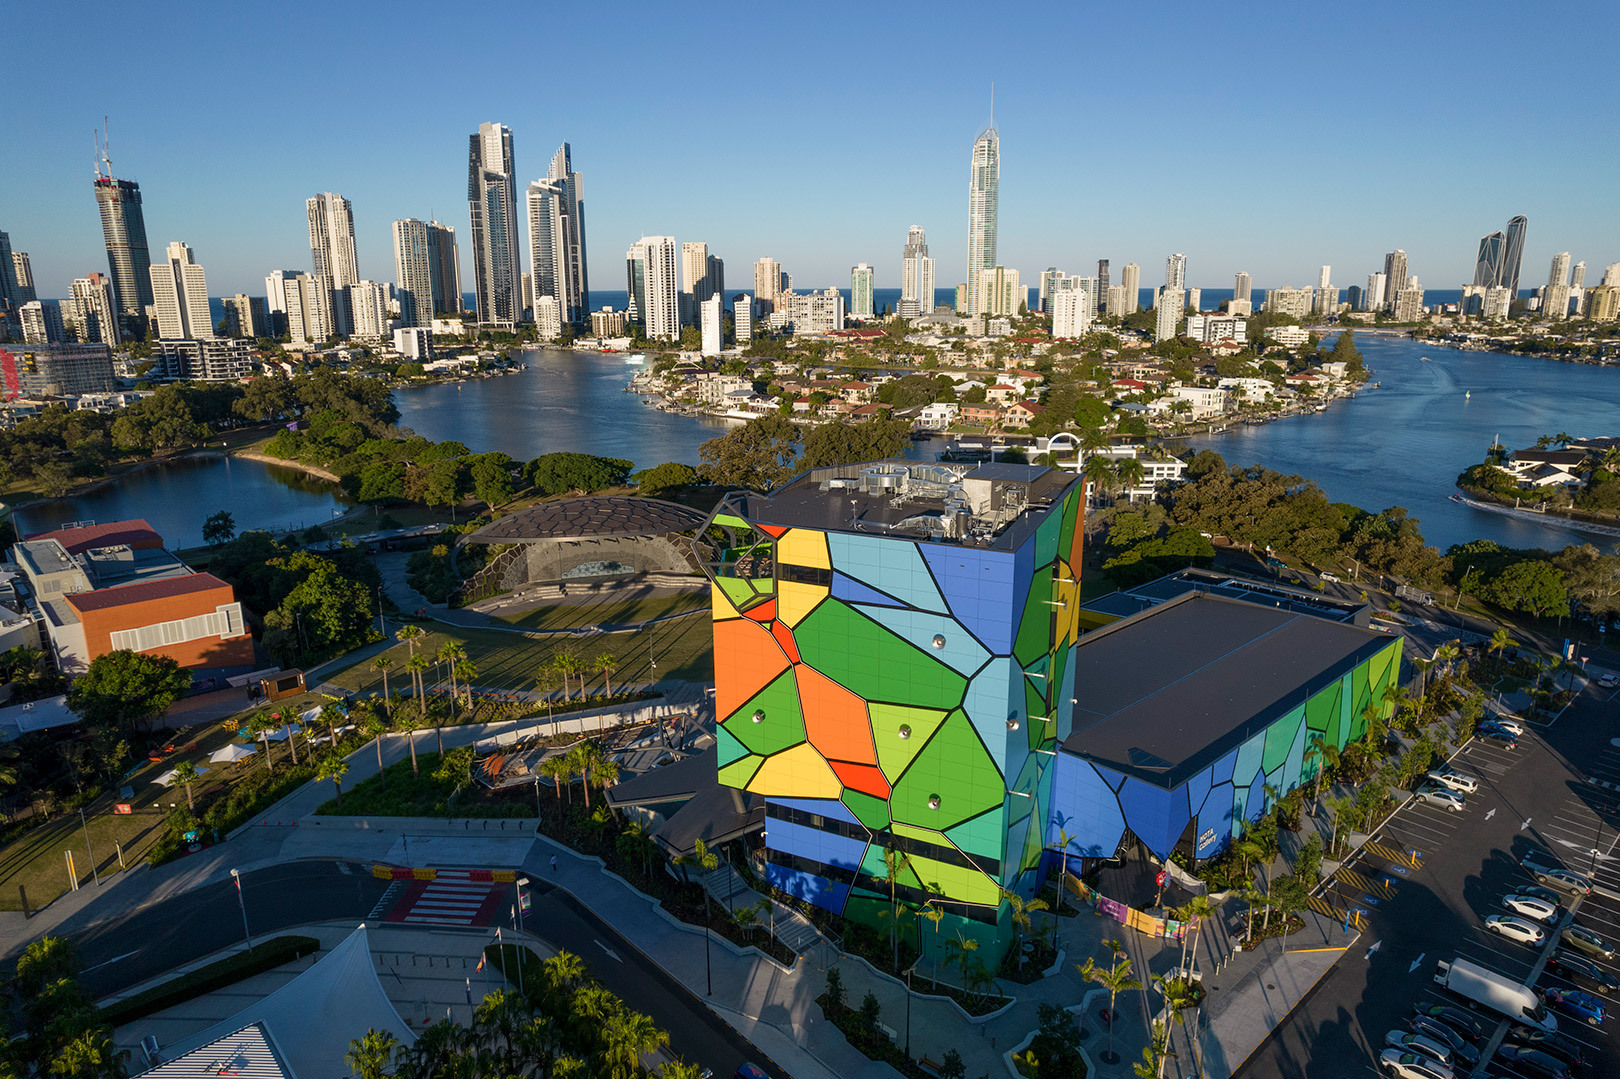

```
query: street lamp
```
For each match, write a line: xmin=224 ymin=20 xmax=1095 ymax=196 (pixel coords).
xmin=230 ymin=868 xmax=254 ymax=950
xmin=514 ymin=876 xmax=531 ymax=983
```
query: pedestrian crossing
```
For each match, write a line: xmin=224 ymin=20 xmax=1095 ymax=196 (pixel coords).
xmin=384 ymin=869 xmax=506 ymax=927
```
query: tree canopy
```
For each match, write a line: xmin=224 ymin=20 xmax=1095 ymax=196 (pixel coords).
xmin=67 ymin=651 xmax=192 ymax=733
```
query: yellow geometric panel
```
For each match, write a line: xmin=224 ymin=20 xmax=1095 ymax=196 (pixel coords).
xmin=777 ymin=580 xmax=827 ymax=628
xmin=776 ymin=528 xmax=830 ymax=570
xmin=746 ymin=742 xmax=843 ymax=799
xmin=1053 ymin=559 xmax=1082 ymax=645
xmin=711 ymin=582 xmax=742 ymax=621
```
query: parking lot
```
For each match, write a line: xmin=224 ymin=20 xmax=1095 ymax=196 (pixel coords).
xmin=1240 ymin=678 xmax=1620 ymax=1079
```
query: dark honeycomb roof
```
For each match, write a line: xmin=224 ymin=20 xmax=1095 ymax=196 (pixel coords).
xmin=467 ymin=497 xmax=708 ymax=543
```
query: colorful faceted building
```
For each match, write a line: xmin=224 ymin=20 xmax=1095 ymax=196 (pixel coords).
xmin=702 ymin=461 xmax=1086 ymax=960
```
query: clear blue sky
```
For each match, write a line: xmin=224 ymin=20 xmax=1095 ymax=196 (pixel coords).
xmin=3 ymin=1 xmax=1616 ymax=300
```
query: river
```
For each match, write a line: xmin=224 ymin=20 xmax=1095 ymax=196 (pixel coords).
xmin=16 ymin=338 xmax=1618 ymax=554
xmin=1180 ymin=333 xmax=1620 ymax=553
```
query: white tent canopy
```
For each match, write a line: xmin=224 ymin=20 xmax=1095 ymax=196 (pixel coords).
xmin=142 ymin=925 xmax=414 ymax=1078
xmin=210 ymin=743 xmax=257 ymax=764
xmin=155 ymin=766 xmax=208 ymax=787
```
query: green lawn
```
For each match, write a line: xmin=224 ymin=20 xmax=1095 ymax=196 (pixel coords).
xmin=493 ymin=592 xmax=708 ymax=632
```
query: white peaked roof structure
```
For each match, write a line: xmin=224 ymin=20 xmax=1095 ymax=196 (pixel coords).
xmin=139 ymin=925 xmax=414 ymax=1079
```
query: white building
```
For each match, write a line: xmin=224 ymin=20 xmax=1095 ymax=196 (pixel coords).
xmin=1218 ymin=376 xmax=1277 ymax=402
xmin=1105 ymin=285 xmax=1130 ymax=316
xmin=775 ymin=289 xmax=845 ymax=336
xmin=1168 ymin=384 xmax=1228 ymax=418
xmin=1364 ymin=272 xmax=1387 ymax=312
xmin=974 ymin=266 xmax=1021 ymax=318
xmin=1120 ymin=263 xmax=1141 ymax=314
xmin=1270 ymin=325 xmax=1309 ymax=348
xmin=392 ymin=218 xmax=435 ymax=328
xmin=753 ymin=257 xmax=783 ymax=313
xmin=1393 ymin=281 xmax=1425 ymax=322
xmin=966 ymin=126 xmax=999 ymax=316
xmin=1262 ymin=286 xmax=1312 ymax=320
xmin=67 ymin=274 xmax=120 ymax=345
xmin=1227 ymin=298 xmax=1253 ymax=317
xmin=393 ymin=326 xmax=433 ymax=361
xmin=348 ymin=281 xmax=392 ymax=338
xmin=533 ymin=296 xmax=563 ymax=341
xmin=850 ymin=263 xmax=875 ymax=320
xmin=1484 ymin=286 xmax=1513 ymax=320
xmin=19 ymin=301 xmax=64 ymax=344
xmin=1038 ymin=267 xmax=1065 ymax=313
xmin=733 ymin=294 xmax=753 ymax=343
xmin=695 ymin=374 xmax=751 ymax=405
xmin=625 ymin=236 xmax=679 ymax=340
xmin=700 ymin=294 xmax=723 ymax=357
xmin=149 ymin=241 xmax=212 ymax=340
xmin=1165 ymin=253 xmax=1187 ymax=291
xmin=1051 ymin=277 xmax=1090 ymax=339
xmin=899 ymin=226 xmax=935 ymax=319
xmin=307 ymin=192 xmax=360 ymax=336
xmin=1184 ymin=314 xmax=1248 ymax=344
xmin=154 ymin=338 xmax=257 ymax=381
xmin=282 ymin=272 xmax=334 ymax=344
xmin=1155 ymin=288 xmax=1183 ymax=341
xmin=917 ymin=402 xmax=960 ymax=429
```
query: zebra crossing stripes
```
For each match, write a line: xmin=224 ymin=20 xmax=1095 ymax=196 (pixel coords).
xmin=383 ymin=869 xmax=506 ymax=926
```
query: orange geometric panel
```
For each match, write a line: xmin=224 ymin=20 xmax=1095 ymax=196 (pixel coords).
xmin=743 ymin=598 xmax=778 ymax=623
xmin=771 ymin=621 xmax=801 ymax=663
xmin=757 ymin=524 xmax=788 ymax=538
xmin=795 ymin=664 xmax=877 ymax=767
xmin=714 ymin=617 xmax=790 ymax=719
xmin=830 ymin=760 xmax=890 ymax=799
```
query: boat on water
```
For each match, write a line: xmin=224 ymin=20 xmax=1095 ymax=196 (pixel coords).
xmin=1420 ymin=356 xmax=1432 ymax=361
xmin=1465 ymin=390 xmax=1471 ymax=399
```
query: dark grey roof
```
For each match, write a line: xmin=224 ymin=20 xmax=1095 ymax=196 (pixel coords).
xmin=1104 ymin=568 xmax=1368 ymax=624
xmin=1063 ymin=592 xmax=1400 ymax=790
xmin=467 ymin=497 xmax=707 ymax=544
xmin=605 ymin=747 xmax=717 ymax=807
xmin=655 ymin=784 xmax=765 ymax=855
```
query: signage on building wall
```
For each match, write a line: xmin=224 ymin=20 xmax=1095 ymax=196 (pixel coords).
xmin=1197 ymin=828 xmax=1218 ymax=853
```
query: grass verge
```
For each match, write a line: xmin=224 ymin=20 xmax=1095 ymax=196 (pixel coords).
xmin=100 ymin=935 xmax=320 ymax=1028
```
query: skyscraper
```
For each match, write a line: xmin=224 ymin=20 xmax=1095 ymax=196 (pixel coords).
xmin=850 ymin=264 xmax=875 ymax=320
xmin=527 ymin=143 xmax=590 ymax=328
xmin=679 ymin=242 xmax=715 ymax=328
xmin=625 ymin=236 xmax=679 ymax=340
xmin=0 ymin=232 xmax=18 ymax=310
xmin=1165 ymin=253 xmax=1187 ymax=291
xmin=467 ymin=122 xmax=522 ymax=328
xmin=733 ymin=294 xmax=753 ymax=343
xmin=1473 ymin=231 xmax=1505 ymax=287
xmin=20 ymin=302 xmax=64 ymax=344
xmin=973 ymin=266 xmax=1021 ymax=318
xmin=93 ymin=153 xmax=154 ymax=332
xmin=1120 ymin=263 xmax=1141 ymax=314
xmin=1051 ymin=276 xmax=1089 ymax=338
xmin=1155 ymin=289 xmax=1183 ymax=341
xmin=753 ymin=258 xmax=783 ymax=314
xmin=1545 ymin=252 xmax=1573 ymax=319
xmin=264 ymin=269 xmax=302 ymax=336
xmin=1502 ymin=215 xmax=1528 ymax=297
xmin=966 ymin=121 xmax=999 ymax=316
xmin=1038 ymin=268 xmax=1063 ymax=314
xmin=899 ymin=227 xmax=934 ymax=318
xmin=700 ymin=294 xmax=723 ymax=357
xmin=68 ymin=273 xmax=120 ymax=345
xmin=1366 ymin=272 xmax=1387 ymax=312
xmin=1233 ymin=272 xmax=1252 ymax=303
xmin=428 ymin=222 xmax=462 ymax=316
xmin=1317 ymin=266 xmax=1331 ymax=290
xmin=1096 ymin=259 xmax=1110 ymax=312
xmin=1382 ymin=250 xmax=1408 ymax=313
xmin=9 ymin=253 xmax=35 ymax=304
xmin=392 ymin=218 xmax=434 ymax=328
xmin=348 ymin=281 xmax=392 ymax=338
xmin=148 ymin=241 xmax=212 ymax=340
xmin=306 ymin=193 xmax=359 ymax=289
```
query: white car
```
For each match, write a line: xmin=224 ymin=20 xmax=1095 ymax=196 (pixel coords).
xmin=1599 ymin=673 xmax=1619 ymax=689
xmin=1486 ymin=913 xmax=1548 ymax=946
xmin=1379 ymin=1049 xmax=1454 ymax=1079
xmin=1426 ymin=768 xmax=1479 ymax=794
xmin=1383 ymin=1030 xmax=1452 ymax=1067
xmin=1502 ymin=894 xmax=1561 ymax=925
xmin=1415 ymin=785 xmax=1465 ymax=812
xmin=1489 ymin=716 xmax=1527 ymax=737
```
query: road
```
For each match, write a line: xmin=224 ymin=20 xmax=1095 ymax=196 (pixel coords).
xmin=1238 ymin=680 xmax=1620 ymax=1078
xmin=52 ymin=859 xmax=775 ymax=1078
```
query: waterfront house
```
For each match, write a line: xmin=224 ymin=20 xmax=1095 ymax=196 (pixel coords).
xmin=962 ymin=404 xmax=1003 ymax=427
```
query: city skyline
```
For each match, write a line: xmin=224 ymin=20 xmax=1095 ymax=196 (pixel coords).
xmin=2 ymin=3 xmax=1616 ymax=302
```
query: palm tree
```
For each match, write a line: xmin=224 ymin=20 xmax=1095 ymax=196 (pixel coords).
xmin=1002 ymin=890 xmax=1050 ymax=969
xmin=879 ymin=848 xmax=914 ymax=971
xmin=1051 ymin=828 xmax=1077 ymax=909
xmin=1155 ymin=973 xmax=1201 ymax=1079
xmin=371 ymin=656 xmax=394 ymax=716
xmin=170 ymin=760 xmax=201 ymax=813
xmin=438 ymin=641 xmax=467 ymax=718
xmin=360 ymin=709 xmax=389 ymax=793
xmin=553 ymin=648 xmax=584 ymax=701
xmin=47 ymin=1027 xmax=129 ymax=1079
xmin=1180 ymin=895 xmax=1217 ymax=981
xmin=1240 ymin=885 xmax=1272 ymax=944
xmin=1083 ymin=455 xmax=1116 ymax=501
xmin=396 ymin=623 xmax=425 ymax=658
xmin=345 ymin=1030 xmax=400 ymax=1079
xmin=1434 ymin=640 xmax=1461 ymax=678
xmin=943 ymin=930 xmax=978 ymax=990
xmin=566 ymin=742 xmax=614 ymax=812
xmin=317 ymin=752 xmax=349 ymax=810
xmin=1133 ymin=1020 xmax=1173 ymax=1079
xmin=1079 ymin=953 xmax=1141 ymax=1065
xmin=657 ymin=1062 xmax=707 ymax=1079
xmin=1115 ymin=456 xmax=1147 ymax=500
xmin=248 ymin=712 xmax=277 ymax=774
xmin=1489 ymin=627 xmax=1516 ymax=676
xmin=534 ymin=666 xmax=563 ymax=726
xmin=600 ymin=1009 xmax=667 ymax=1079
xmin=594 ymin=653 xmax=619 ymax=700
xmin=540 ymin=752 xmax=572 ymax=804
xmin=318 ymin=701 xmax=345 ymax=745
xmin=917 ymin=898 xmax=946 ymax=986
xmin=405 ymin=653 xmax=431 ymax=727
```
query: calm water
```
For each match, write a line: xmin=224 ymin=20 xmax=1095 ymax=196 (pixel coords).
xmin=1182 ymin=333 xmax=1620 ymax=553
xmin=16 ymin=455 xmax=351 ymax=548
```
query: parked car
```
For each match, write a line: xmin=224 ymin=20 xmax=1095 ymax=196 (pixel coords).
xmin=1426 ymin=768 xmax=1479 ymax=794
xmin=1415 ymin=785 xmax=1466 ymax=812
xmin=1598 ymin=673 xmax=1618 ymax=689
xmin=1504 ymin=894 xmax=1562 ymax=924
xmin=1383 ymin=1030 xmax=1452 ymax=1068
xmin=1487 ymin=914 xmax=1549 ymax=946
xmin=1546 ymin=952 xmax=1619 ymax=992
xmin=1413 ymin=1005 xmax=1487 ymax=1044
xmin=1514 ymin=884 xmax=1568 ymax=909
xmin=1507 ymin=1026 xmax=1589 ymax=1069
xmin=1489 ymin=716 xmax=1527 ymax=737
xmin=1561 ymin=925 xmax=1614 ymax=959
xmin=734 ymin=1066 xmax=771 ymax=1079
xmin=1378 ymin=1050 xmax=1453 ymax=1079
xmin=1478 ymin=727 xmax=1519 ymax=748
xmin=1496 ymin=1044 xmax=1572 ymax=1079
xmin=1408 ymin=1017 xmax=1480 ymax=1068
xmin=1534 ymin=868 xmax=1593 ymax=895
xmin=1545 ymin=986 xmax=1607 ymax=1025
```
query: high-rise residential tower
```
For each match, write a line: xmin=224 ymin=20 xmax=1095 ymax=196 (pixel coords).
xmin=0 ymin=231 xmax=17 ymax=309
xmin=307 ymin=192 xmax=359 ymax=335
xmin=467 ymin=122 xmax=522 ymax=328
xmin=1120 ymin=263 xmax=1141 ymax=314
xmin=1382 ymin=250 xmax=1408 ymax=313
xmin=1545 ymin=252 xmax=1573 ymax=319
xmin=973 ymin=266 xmax=1021 ymax=318
xmin=1474 ymin=231 xmax=1505 ymax=287
xmin=68 ymin=273 xmax=120 ymax=345
xmin=428 ymin=222 xmax=462 ymax=316
xmin=625 ymin=236 xmax=679 ymax=340
xmin=527 ymin=143 xmax=590 ymax=327
xmin=1502 ymin=215 xmax=1528 ymax=297
xmin=1051 ymin=276 xmax=1090 ymax=338
xmin=10 ymin=253 xmax=35 ymax=304
xmin=1096 ymin=260 xmax=1110 ymax=311
xmin=392 ymin=218 xmax=435 ymax=328
xmin=850 ymin=264 xmax=875 ymax=319
xmin=1234 ymin=272 xmax=1252 ymax=303
xmin=1365 ymin=272 xmax=1387 ymax=312
xmin=148 ymin=241 xmax=212 ymax=340
xmin=93 ymin=151 xmax=154 ymax=332
xmin=1037 ymin=268 xmax=1063 ymax=314
xmin=966 ymin=120 xmax=999 ymax=316
xmin=1165 ymin=253 xmax=1187 ymax=291
xmin=899 ymin=227 xmax=934 ymax=318
xmin=679 ymin=242 xmax=725 ymax=328
xmin=753 ymin=257 xmax=783 ymax=314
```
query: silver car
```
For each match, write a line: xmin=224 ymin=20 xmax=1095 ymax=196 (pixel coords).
xmin=1503 ymin=894 xmax=1561 ymax=925
xmin=1415 ymin=784 xmax=1465 ymax=812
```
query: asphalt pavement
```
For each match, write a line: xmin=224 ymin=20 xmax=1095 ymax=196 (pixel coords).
xmin=1238 ymin=679 xmax=1620 ymax=1079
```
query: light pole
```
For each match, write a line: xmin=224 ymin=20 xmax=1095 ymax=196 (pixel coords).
xmin=514 ymin=876 xmax=530 ymax=984
xmin=230 ymin=868 xmax=254 ymax=950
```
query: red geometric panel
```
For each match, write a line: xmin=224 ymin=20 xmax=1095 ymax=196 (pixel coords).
xmin=795 ymin=663 xmax=877 ymax=767
xmin=714 ymin=617 xmax=790 ymax=719
xmin=771 ymin=620 xmax=801 ymax=663
xmin=743 ymin=598 xmax=777 ymax=623
xmin=757 ymin=524 xmax=788 ymax=538
xmin=830 ymin=760 xmax=890 ymax=799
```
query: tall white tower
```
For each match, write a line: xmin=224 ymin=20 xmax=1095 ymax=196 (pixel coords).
xmin=966 ymin=108 xmax=999 ymax=316
xmin=148 ymin=241 xmax=212 ymax=340
xmin=626 ymin=236 xmax=679 ymax=341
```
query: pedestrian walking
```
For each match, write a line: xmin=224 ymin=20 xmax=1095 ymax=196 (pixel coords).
xmin=550 ymin=854 xmax=558 ymax=873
